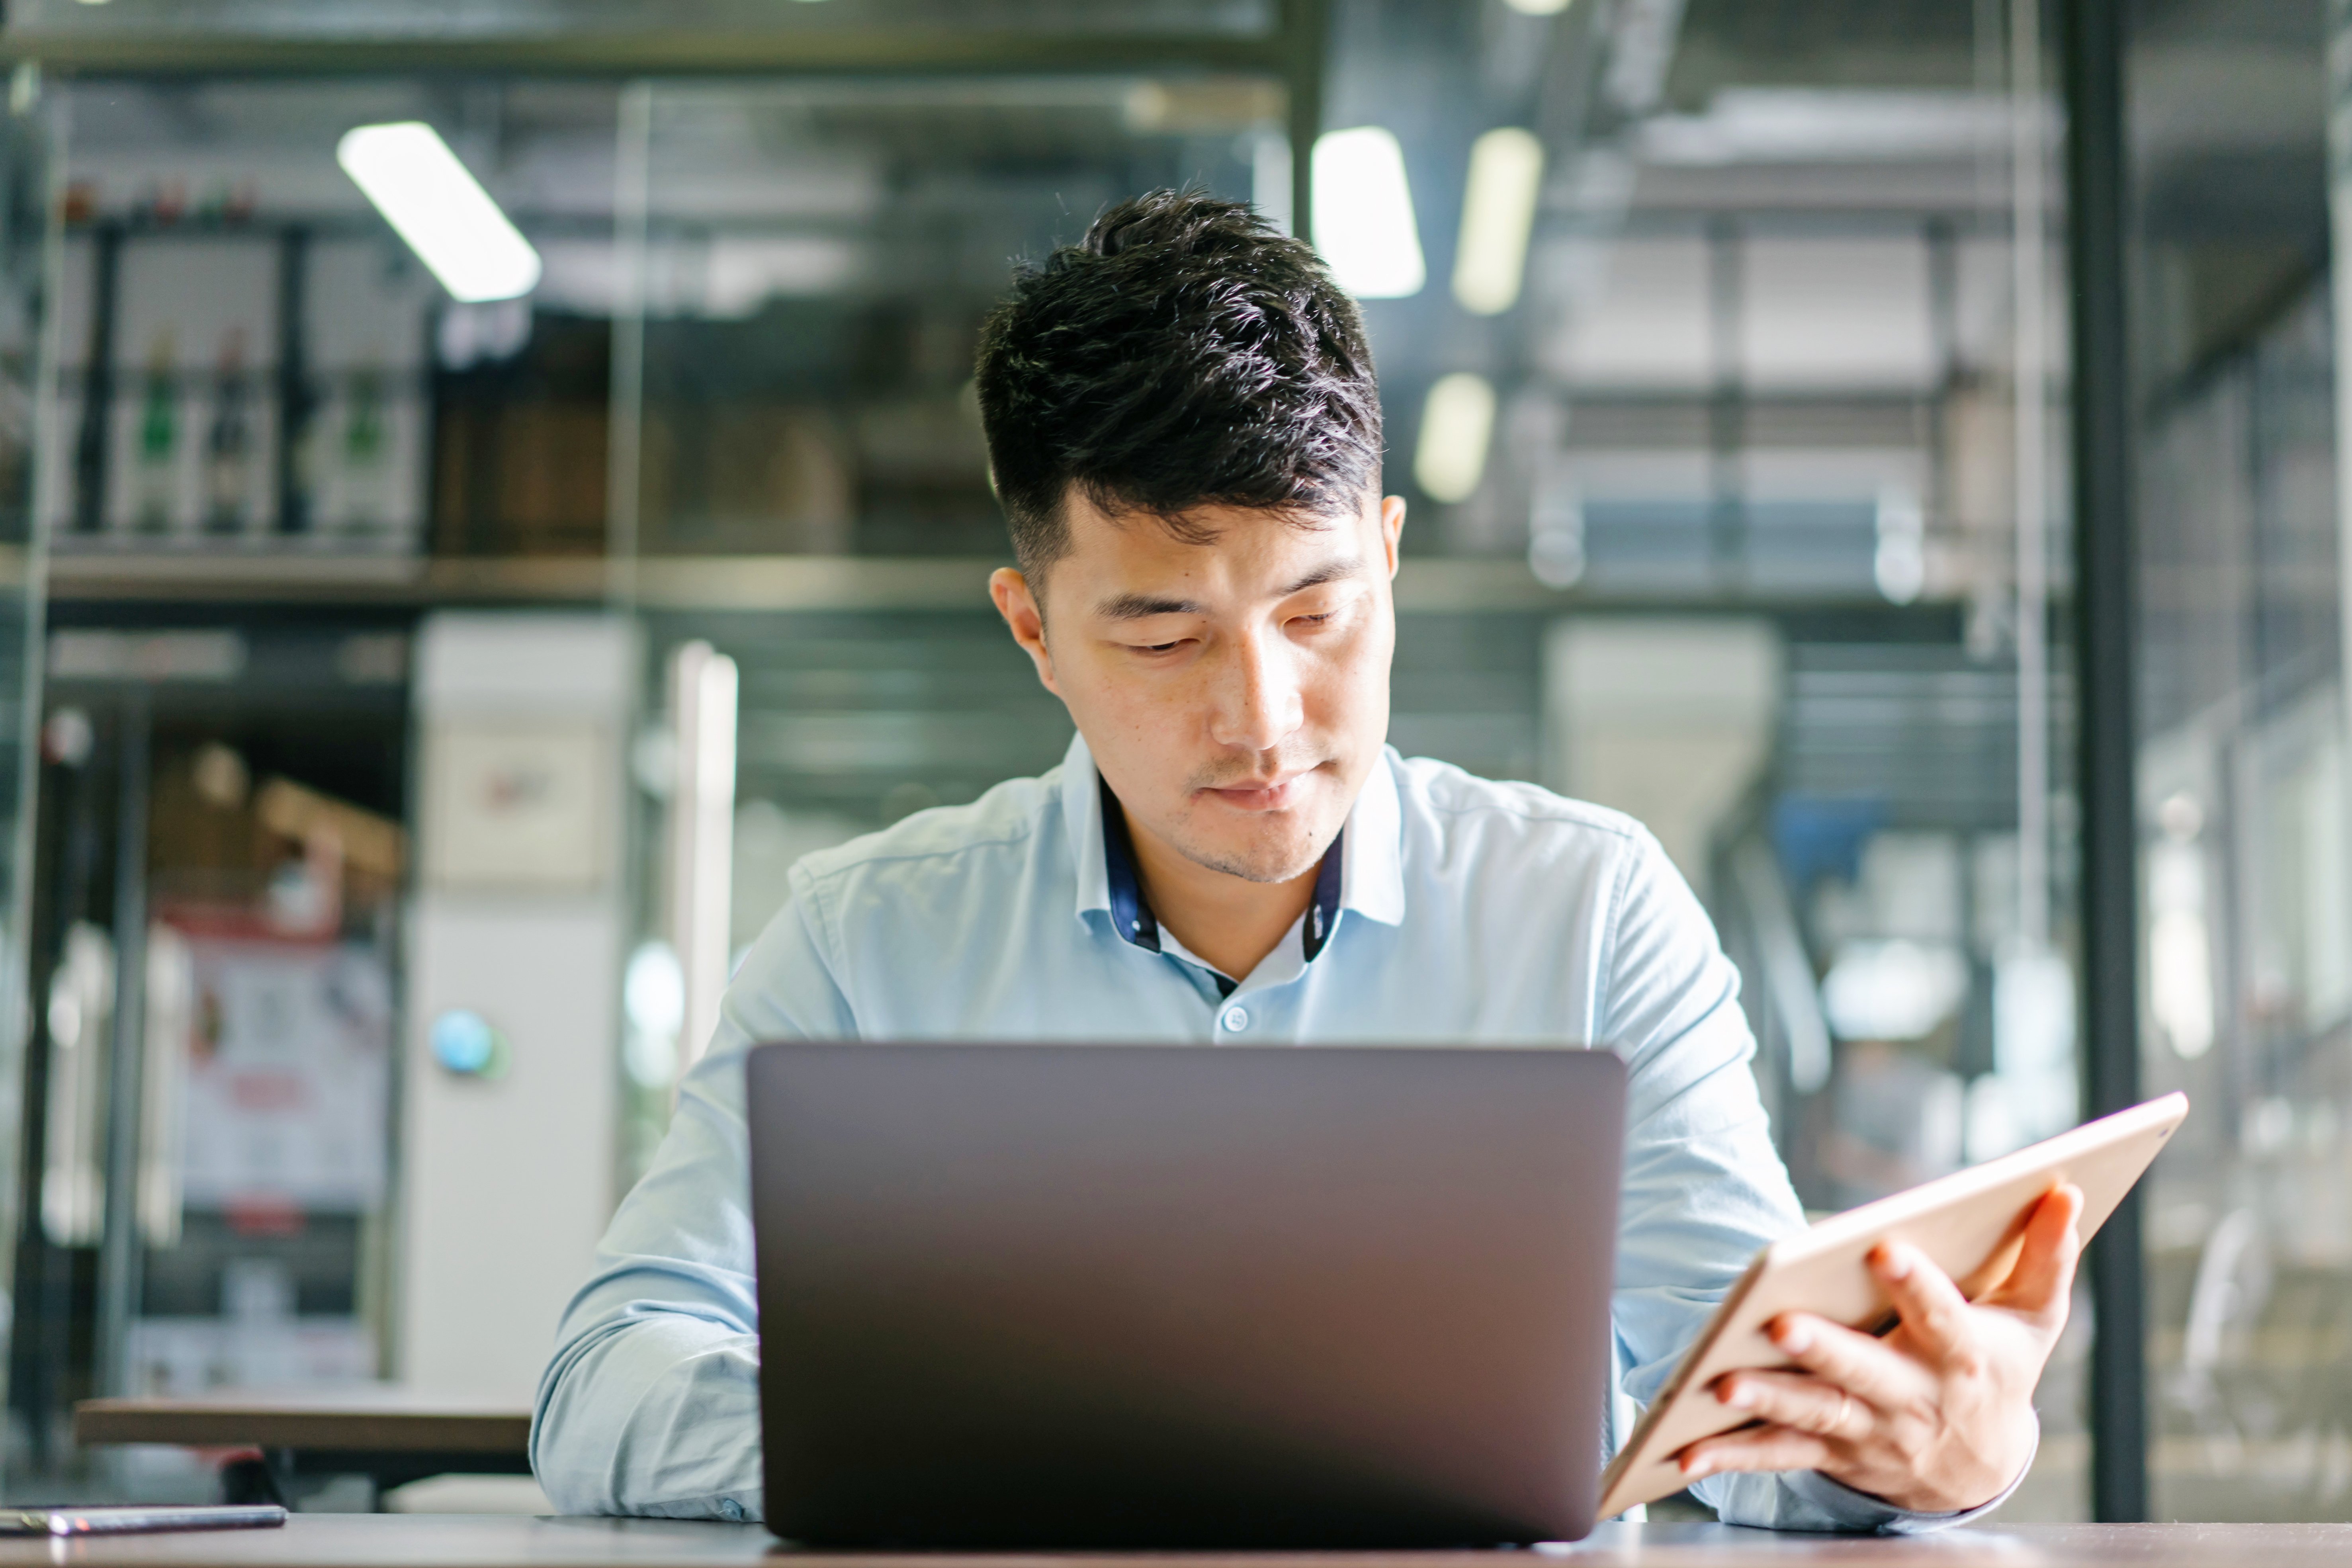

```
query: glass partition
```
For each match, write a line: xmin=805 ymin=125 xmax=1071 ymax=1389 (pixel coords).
xmin=621 ymin=74 xmax=1286 ymax=563
xmin=0 ymin=70 xmax=63 ymax=1482
xmin=611 ymin=74 xmax=1285 ymax=1171
xmin=2138 ymin=0 xmax=2352 ymax=1523
xmin=1318 ymin=0 xmax=2087 ymax=1517
xmin=6 ymin=72 xmax=628 ymax=1493
xmin=0 ymin=0 xmax=2131 ymax=1521
xmin=612 ymin=4 xmax=2091 ymax=1520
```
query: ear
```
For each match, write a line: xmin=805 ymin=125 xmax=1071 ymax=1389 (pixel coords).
xmin=990 ymin=567 xmax=1061 ymax=696
xmin=1378 ymin=494 xmax=1407 ymax=577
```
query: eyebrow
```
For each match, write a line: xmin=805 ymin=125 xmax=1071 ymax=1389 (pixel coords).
xmin=1279 ymin=557 xmax=1365 ymax=595
xmin=1096 ymin=591 xmax=1202 ymax=621
xmin=1091 ymin=558 xmax=1366 ymax=622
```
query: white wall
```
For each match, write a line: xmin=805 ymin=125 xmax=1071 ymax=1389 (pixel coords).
xmin=399 ymin=613 xmax=635 ymax=1399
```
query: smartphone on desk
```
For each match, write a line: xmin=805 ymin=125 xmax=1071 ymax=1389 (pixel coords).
xmin=0 ymin=1504 xmax=287 ymax=1536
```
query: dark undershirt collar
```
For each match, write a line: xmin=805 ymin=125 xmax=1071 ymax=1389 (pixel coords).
xmin=1099 ymin=775 xmax=1344 ymax=998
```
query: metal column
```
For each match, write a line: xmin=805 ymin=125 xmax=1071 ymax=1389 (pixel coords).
xmin=2061 ymin=0 xmax=2147 ymax=1525
xmin=92 ymin=692 xmax=150 ymax=1398
xmin=1285 ymin=0 xmax=1326 ymax=244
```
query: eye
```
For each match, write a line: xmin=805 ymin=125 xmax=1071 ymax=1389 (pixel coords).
xmin=1292 ymin=612 xmax=1336 ymax=629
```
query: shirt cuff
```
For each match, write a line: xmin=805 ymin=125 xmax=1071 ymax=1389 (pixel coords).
xmin=1779 ymin=1414 xmax=2040 ymax=1534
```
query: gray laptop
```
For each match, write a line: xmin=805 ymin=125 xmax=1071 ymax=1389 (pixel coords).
xmin=746 ymin=1041 xmax=1627 ymax=1548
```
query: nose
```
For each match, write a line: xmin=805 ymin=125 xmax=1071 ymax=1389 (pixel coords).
xmin=1207 ymin=626 xmax=1304 ymax=755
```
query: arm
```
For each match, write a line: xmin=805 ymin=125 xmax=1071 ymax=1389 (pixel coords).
xmin=1600 ymin=829 xmax=2030 ymax=1532
xmin=530 ymin=888 xmax=853 ymax=1519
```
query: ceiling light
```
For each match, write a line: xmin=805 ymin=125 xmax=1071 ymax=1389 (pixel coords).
xmin=1311 ymin=126 xmax=1426 ymax=299
xmin=1453 ymin=127 xmax=1545 ymax=315
xmin=1502 ymin=0 xmax=1573 ymax=14
xmin=1415 ymin=373 xmax=1497 ymax=503
xmin=336 ymin=121 xmax=542 ymax=304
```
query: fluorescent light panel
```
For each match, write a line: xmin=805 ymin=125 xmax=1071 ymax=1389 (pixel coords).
xmin=337 ymin=122 xmax=542 ymax=304
xmin=1311 ymin=127 xmax=1426 ymax=299
xmin=1453 ymin=127 xmax=1545 ymax=315
xmin=1502 ymin=0 xmax=1574 ymax=14
xmin=1415 ymin=373 xmax=1497 ymax=504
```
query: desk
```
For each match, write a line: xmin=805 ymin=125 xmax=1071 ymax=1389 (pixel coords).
xmin=0 ymin=1517 xmax=2346 ymax=1566
xmin=72 ymin=1390 xmax=532 ymax=1503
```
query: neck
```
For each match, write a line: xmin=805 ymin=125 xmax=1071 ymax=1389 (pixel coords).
xmin=1122 ymin=809 xmax=1320 ymax=983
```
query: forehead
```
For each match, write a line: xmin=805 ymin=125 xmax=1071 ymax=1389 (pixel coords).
xmin=1057 ymin=491 xmax=1363 ymax=579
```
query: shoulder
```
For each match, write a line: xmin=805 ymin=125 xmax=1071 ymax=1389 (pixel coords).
xmin=1391 ymin=751 xmax=1651 ymax=852
xmin=1384 ymin=751 xmax=1683 ymax=930
xmin=792 ymin=768 xmax=1062 ymax=897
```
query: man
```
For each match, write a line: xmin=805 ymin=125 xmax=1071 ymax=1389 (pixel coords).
xmin=533 ymin=191 xmax=2081 ymax=1531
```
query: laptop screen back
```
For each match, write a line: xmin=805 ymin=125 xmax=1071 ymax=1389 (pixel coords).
xmin=747 ymin=1041 xmax=1626 ymax=1548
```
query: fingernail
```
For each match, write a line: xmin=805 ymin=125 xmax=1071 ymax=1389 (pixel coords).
xmin=1773 ymin=1320 xmax=1811 ymax=1355
xmin=1881 ymin=1244 xmax=1916 ymax=1280
xmin=1720 ymin=1382 xmax=1752 ymax=1409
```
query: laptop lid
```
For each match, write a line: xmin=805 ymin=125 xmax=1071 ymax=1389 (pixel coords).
xmin=747 ymin=1041 xmax=1626 ymax=1549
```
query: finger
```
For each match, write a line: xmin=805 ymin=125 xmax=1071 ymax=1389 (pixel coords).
xmin=1712 ymin=1368 xmax=1875 ymax=1442
xmin=1871 ymin=1240 xmax=1975 ymax=1363
xmin=1992 ymin=1183 xmax=2085 ymax=1317
xmin=1766 ymin=1312 xmax=1937 ymax=1411
xmin=1679 ymin=1424 xmax=1834 ymax=1484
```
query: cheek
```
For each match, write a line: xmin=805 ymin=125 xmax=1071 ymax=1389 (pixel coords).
xmin=1060 ymin=648 xmax=1194 ymax=749
xmin=1308 ymin=624 xmax=1392 ymax=724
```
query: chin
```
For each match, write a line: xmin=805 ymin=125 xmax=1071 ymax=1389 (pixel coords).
xmin=1177 ymin=815 xmax=1329 ymax=885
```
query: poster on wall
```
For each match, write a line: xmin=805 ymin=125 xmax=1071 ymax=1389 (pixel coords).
xmin=174 ymin=936 xmax=392 ymax=1217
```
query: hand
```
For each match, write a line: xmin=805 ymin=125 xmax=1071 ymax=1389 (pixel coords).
xmin=1678 ymin=1182 xmax=2085 ymax=1514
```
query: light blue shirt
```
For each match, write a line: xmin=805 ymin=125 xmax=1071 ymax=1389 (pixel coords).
xmin=533 ymin=735 xmax=2024 ymax=1532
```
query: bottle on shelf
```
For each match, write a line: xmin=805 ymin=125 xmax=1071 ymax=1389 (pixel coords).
xmin=336 ymin=361 xmax=389 ymax=536
xmin=132 ymin=330 xmax=177 ymax=535
xmin=204 ymin=328 xmax=252 ymax=536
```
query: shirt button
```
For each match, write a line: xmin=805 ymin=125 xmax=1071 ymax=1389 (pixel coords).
xmin=717 ymin=1498 xmax=744 ymax=1522
xmin=1220 ymin=1004 xmax=1250 ymax=1032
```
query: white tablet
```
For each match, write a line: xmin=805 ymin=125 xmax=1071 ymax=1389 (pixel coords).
xmin=1598 ymin=1091 xmax=2189 ymax=1520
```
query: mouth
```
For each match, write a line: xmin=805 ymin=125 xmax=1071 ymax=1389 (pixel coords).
xmin=1199 ymin=767 xmax=1316 ymax=813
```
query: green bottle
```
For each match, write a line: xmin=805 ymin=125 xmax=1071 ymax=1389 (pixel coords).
xmin=204 ymin=328 xmax=251 ymax=535
xmin=133 ymin=331 xmax=176 ymax=534
xmin=339 ymin=364 xmax=387 ymax=533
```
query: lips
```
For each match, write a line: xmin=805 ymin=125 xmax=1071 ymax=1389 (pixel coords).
xmin=1202 ymin=772 xmax=1307 ymax=811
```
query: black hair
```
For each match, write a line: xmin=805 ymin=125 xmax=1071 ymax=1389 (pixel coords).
xmin=973 ymin=189 xmax=1384 ymax=582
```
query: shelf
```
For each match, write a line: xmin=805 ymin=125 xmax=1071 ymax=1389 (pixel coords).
xmin=0 ymin=28 xmax=1298 ymax=78
xmin=47 ymin=549 xmax=434 ymax=601
xmin=41 ymin=547 xmax=1953 ymax=617
xmin=40 ymin=551 xmax=1601 ymax=615
xmin=41 ymin=550 xmax=995 ymax=609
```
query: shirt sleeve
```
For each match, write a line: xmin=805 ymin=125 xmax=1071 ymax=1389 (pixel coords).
xmin=1597 ymin=827 xmax=2016 ymax=1533
xmin=530 ymin=882 xmax=854 ymax=1520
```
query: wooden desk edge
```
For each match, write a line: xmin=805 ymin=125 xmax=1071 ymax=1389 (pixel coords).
xmin=4 ymin=1517 xmax=2352 ymax=1568
xmin=72 ymin=1401 xmax=532 ymax=1455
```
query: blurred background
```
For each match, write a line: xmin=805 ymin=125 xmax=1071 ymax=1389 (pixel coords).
xmin=0 ymin=0 xmax=2332 ymax=1529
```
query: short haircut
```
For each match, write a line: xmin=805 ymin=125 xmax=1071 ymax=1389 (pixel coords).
xmin=973 ymin=189 xmax=1384 ymax=583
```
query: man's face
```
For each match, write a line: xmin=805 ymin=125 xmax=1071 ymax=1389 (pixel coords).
xmin=992 ymin=488 xmax=1406 ymax=884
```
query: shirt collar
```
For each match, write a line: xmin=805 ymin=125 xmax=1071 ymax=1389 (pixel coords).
xmin=1064 ymin=730 xmax=1111 ymax=923
xmin=1064 ymin=731 xmax=1409 ymax=943
xmin=1100 ymin=773 xmax=1165 ymax=953
xmin=1341 ymin=741 xmax=1408 ymax=927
